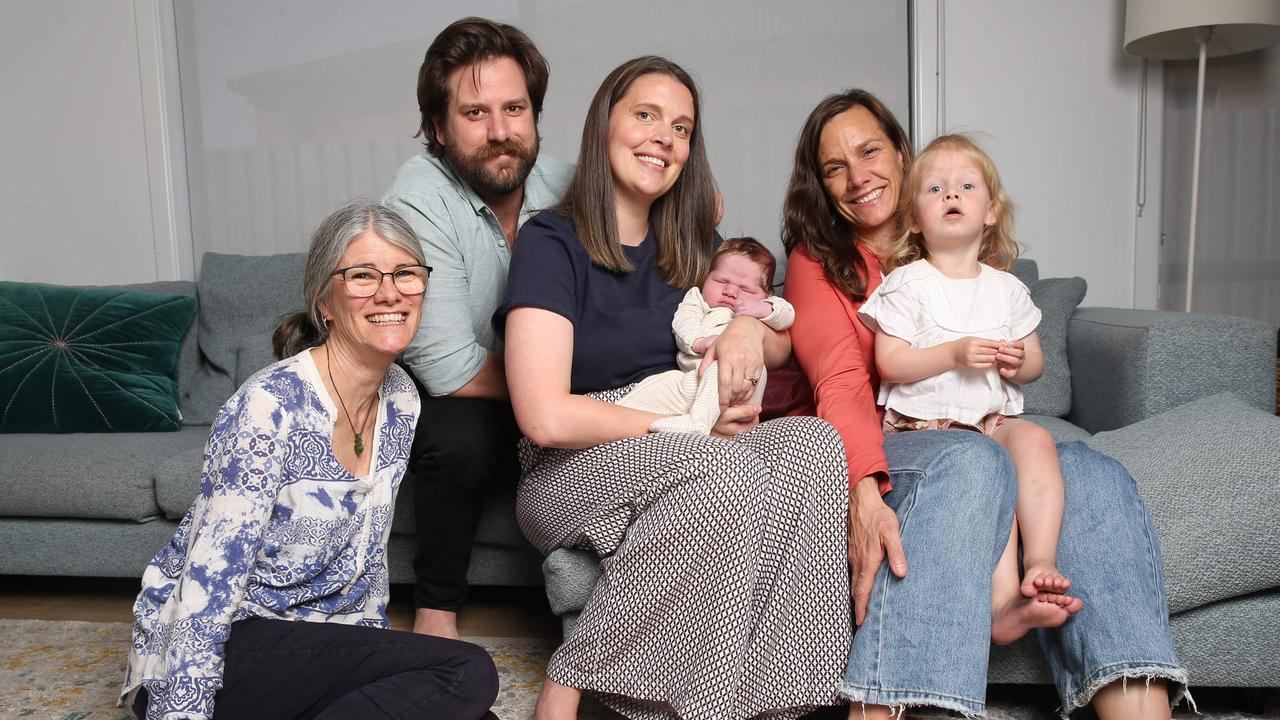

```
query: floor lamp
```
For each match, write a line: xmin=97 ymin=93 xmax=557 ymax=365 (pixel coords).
xmin=1124 ymin=0 xmax=1280 ymax=312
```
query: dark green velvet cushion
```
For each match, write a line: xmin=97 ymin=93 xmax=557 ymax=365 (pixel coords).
xmin=0 ymin=282 xmax=197 ymax=432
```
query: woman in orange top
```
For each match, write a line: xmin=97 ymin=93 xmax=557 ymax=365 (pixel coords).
xmin=782 ymin=90 xmax=1187 ymax=720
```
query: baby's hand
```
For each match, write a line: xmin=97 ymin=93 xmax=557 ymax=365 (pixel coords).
xmin=733 ymin=298 xmax=772 ymax=320
xmin=691 ymin=335 xmax=717 ymax=355
xmin=995 ymin=340 xmax=1025 ymax=378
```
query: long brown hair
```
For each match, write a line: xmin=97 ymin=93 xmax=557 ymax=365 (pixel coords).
xmin=555 ymin=56 xmax=717 ymax=289
xmin=884 ymin=134 xmax=1020 ymax=272
xmin=782 ymin=89 xmax=912 ymax=301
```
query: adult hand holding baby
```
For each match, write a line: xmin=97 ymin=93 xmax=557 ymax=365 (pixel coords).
xmin=699 ymin=316 xmax=767 ymax=406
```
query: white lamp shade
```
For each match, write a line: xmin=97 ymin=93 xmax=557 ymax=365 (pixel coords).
xmin=1125 ymin=0 xmax=1280 ymax=59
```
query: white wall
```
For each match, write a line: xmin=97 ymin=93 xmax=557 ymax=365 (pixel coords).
xmin=5 ymin=1 xmax=1165 ymax=305
xmin=173 ymin=0 xmax=909 ymax=285
xmin=913 ymin=0 xmax=1159 ymax=309
xmin=0 ymin=0 xmax=188 ymax=284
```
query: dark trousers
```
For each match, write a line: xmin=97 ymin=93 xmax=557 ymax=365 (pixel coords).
xmin=132 ymin=618 xmax=498 ymax=719
xmin=407 ymin=375 xmax=522 ymax=611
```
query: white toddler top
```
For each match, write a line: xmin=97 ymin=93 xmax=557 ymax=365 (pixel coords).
xmin=858 ymin=259 xmax=1041 ymax=425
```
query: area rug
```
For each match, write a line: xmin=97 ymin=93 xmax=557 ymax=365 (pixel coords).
xmin=1 ymin=618 xmax=1274 ymax=719
xmin=0 ymin=618 xmax=558 ymax=719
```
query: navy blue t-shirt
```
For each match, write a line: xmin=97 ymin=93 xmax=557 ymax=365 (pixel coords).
xmin=494 ymin=211 xmax=686 ymax=394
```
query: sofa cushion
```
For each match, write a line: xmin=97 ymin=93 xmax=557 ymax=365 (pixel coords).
xmin=1086 ymin=393 xmax=1280 ymax=613
xmin=106 ymin=281 xmax=201 ymax=417
xmin=175 ymin=252 xmax=307 ymax=425
xmin=1023 ymin=414 xmax=1092 ymax=444
xmin=1010 ymin=259 xmax=1039 ymax=286
xmin=153 ymin=444 xmax=207 ymax=519
xmin=0 ymin=427 xmax=209 ymax=520
xmin=1022 ymin=276 xmax=1086 ymax=418
xmin=543 ymin=547 xmax=603 ymax=616
xmin=0 ymin=282 xmax=196 ymax=432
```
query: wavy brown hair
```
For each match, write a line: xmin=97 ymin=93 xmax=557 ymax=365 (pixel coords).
xmin=554 ymin=56 xmax=717 ymax=289
xmin=415 ymin=17 xmax=549 ymax=158
xmin=782 ymin=89 xmax=912 ymax=301
xmin=883 ymin=134 xmax=1019 ymax=272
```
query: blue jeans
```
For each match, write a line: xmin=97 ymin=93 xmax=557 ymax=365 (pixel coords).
xmin=839 ymin=431 xmax=1186 ymax=717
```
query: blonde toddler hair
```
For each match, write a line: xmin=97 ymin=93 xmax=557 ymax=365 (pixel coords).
xmin=885 ymin=134 xmax=1020 ymax=272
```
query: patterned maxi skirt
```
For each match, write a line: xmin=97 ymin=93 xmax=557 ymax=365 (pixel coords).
xmin=516 ymin=391 xmax=852 ymax=720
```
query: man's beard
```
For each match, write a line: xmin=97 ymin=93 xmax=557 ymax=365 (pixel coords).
xmin=445 ymin=135 xmax=539 ymax=198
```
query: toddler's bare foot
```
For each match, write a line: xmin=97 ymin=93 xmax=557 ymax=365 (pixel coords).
xmin=1021 ymin=562 xmax=1070 ymax=598
xmin=991 ymin=592 xmax=1084 ymax=645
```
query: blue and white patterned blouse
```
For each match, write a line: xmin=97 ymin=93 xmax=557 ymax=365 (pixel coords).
xmin=120 ymin=349 xmax=419 ymax=720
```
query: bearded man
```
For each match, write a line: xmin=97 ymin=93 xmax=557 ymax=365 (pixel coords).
xmin=383 ymin=16 xmax=571 ymax=639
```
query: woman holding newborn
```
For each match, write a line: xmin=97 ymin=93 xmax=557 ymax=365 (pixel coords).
xmin=498 ymin=56 xmax=850 ymax=720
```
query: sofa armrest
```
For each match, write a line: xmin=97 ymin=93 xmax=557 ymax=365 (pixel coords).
xmin=1066 ymin=307 xmax=1275 ymax=433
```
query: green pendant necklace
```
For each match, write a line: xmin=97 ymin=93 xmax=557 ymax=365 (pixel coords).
xmin=325 ymin=347 xmax=377 ymax=456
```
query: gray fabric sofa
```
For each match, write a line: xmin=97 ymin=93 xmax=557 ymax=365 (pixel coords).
xmin=540 ymin=261 xmax=1280 ymax=689
xmin=3 ymin=255 xmax=1276 ymax=690
xmin=0 ymin=252 xmax=543 ymax=587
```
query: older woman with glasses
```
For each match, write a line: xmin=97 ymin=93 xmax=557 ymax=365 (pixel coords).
xmin=120 ymin=200 xmax=499 ymax=720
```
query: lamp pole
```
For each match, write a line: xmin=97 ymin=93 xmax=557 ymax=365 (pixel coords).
xmin=1185 ymin=27 xmax=1210 ymax=313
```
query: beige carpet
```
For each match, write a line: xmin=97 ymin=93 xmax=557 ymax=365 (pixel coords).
xmin=0 ymin=618 xmax=559 ymax=719
xmin=1 ymin=618 xmax=1274 ymax=719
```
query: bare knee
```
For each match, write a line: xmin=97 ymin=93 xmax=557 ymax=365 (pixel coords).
xmin=995 ymin=419 xmax=1057 ymax=463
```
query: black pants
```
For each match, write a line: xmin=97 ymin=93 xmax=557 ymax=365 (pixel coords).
xmin=406 ymin=375 xmax=522 ymax=611
xmin=132 ymin=618 xmax=498 ymax=719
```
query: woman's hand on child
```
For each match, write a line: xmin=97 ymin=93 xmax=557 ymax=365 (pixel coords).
xmin=733 ymin=298 xmax=773 ymax=320
xmin=710 ymin=403 xmax=760 ymax=438
xmin=949 ymin=336 xmax=1002 ymax=370
xmin=995 ymin=340 xmax=1025 ymax=378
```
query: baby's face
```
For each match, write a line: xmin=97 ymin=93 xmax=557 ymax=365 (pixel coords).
xmin=701 ymin=254 xmax=767 ymax=309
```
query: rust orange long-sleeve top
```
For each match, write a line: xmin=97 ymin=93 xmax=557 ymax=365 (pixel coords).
xmin=782 ymin=243 xmax=892 ymax=495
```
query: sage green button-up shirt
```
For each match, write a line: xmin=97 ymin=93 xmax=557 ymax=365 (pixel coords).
xmin=383 ymin=153 xmax=572 ymax=396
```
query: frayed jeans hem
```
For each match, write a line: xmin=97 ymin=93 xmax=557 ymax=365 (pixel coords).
xmin=838 ymin=683 xmax=985 ymax=719
xmin=1060 ymin=663 xmax=1190 ymax=720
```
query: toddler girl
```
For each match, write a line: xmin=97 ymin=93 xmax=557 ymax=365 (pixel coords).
xmin=618 ymin=237 xmax=793 ymax=434
xmin=859 ymin=134 xmax=1083 ymax=645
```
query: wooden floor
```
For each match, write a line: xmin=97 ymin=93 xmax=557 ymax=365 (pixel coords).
xmin=0 ymin=575 xmax=561 ymax=638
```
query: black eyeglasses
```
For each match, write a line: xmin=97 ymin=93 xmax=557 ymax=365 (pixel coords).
xmin=332 ymin=264 xmax=432 ymax=297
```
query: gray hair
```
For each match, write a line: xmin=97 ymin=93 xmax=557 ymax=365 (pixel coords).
xmin=273 ymin=199 xmax=426 ymax=359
